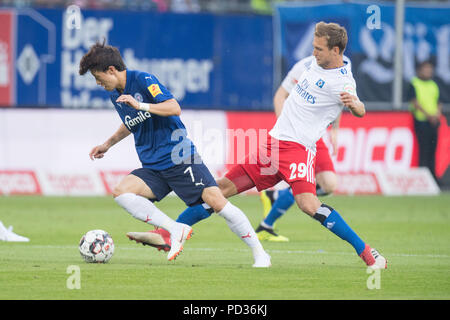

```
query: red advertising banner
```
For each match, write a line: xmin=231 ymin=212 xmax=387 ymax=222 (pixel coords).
xmin=436 ymin=116 xmax=450 ymax=178
xmin=226 ymin=111 xmax=448 ymax=179
xmin=99 ymin=170 xmax=131 ymax=194
xmin=0 ymin=10 xmax=14 ymax=106
xmin=0 ymin=170 xmax=42 ymax=195
xmin=333 ymin=111 xmax=418 ymax=173
xmin=35 ymin=170 xmax=106 ymax=196
xmin=335 ymin=172 xmax=382 ymax=195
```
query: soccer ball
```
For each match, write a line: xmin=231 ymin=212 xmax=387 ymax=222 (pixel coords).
xmin=79 ymin=229 xmax=114 ymax=263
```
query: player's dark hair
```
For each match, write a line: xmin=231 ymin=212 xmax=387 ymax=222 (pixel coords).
xmin=314 ymin=22 xmax=348 ymax=54
xmin=79 ymin=39 xmax=126 ymax=75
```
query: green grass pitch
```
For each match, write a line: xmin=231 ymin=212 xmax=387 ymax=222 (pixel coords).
xmin=0 ymin=194 xmax=449 ymax=300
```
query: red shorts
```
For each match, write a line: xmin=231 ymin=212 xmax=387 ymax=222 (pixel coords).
xmin=315 ymin=138 xmax=335 ymax=173
xmin=225 ymin=136 xmax=317 ymax=195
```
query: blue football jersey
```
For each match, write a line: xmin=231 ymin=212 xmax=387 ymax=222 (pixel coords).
xmin=110 ymin=70 xmax=197 ymax=170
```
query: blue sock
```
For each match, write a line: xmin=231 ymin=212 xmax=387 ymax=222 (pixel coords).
xmin=263 ymin=188 xmax=295 ymax=227
xmin=176 ymin=204 xmax=213 ymax=226
xmin=313 ymin=204 xmax=366 ymax=255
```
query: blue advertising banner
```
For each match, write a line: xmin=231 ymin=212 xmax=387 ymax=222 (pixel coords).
xmin=11 ymin=8 xmax=273 ymax=110
xmin=274 ymin=1 xmax=450 ymax=103
xmin=8 ymin=2 xmax=450 ymax=109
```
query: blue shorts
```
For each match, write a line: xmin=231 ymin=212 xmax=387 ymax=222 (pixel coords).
xmin=131 ymin=157 xmax=217 ymax=207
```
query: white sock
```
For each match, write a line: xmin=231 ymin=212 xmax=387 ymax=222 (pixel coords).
xmin=273 ymin=190 xmax=279 ymax=201
xmin=114 ymin=193 xmax=175 ymax=232
xmin=218 ymin=201 xmax=265 ymax=257
xmin=260 ymin=221 xmax=273 ymax=229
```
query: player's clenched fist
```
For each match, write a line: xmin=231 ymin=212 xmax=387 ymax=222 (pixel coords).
xmin=340 ymin=92 xmax=356 ymax=107
xmin=116 ymin=94 xmax=140 ymax=110
xmin=340 ymin=92 xmax=365 ymax=117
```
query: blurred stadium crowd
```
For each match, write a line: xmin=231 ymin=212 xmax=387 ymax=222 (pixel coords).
xmin=2 ymin=0 xmax=448 ymax=14
xmin=3 ymin=0 xmax=282 ymax=14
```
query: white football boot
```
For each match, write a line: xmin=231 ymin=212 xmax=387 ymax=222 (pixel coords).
xmin=360 ymin=244 xmax=387 ymax=270
xmin=0 ymin=221 xmax=30 ymax=242
xmin=167 ymin=223 xmax=193 ymax=261
xmin=126 ymin=229 xmax=171 ymax=252
xmin=0 ymin=221 xmax=7 ymax=241
xmin=252 ymin=251 xmax=272 ymax=268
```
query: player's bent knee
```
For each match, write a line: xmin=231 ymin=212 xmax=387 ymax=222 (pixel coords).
xmin=112 ymin=174 xmax=156 ymax=199
xmin=321 ymin=180 xmax=337 ymax=194
xmin=295 ymin=194 xmax=321 ymax=216
xmin=297 ymin=203 xmax=316 ymax=216
xmin=112 ymin=179 xmax=137 ymax=198
xmin=111 ymin=182 xmax=141 ymax=199
xmin=216 ymin=177 xmax=238 ymax=198
xmin=112 ymin=186 xmax=126 ymax=198
xmin=112 ymin=176 xmax=136 ymax=198
xmin=202 ymin=186 xmax=228 ymax=212
xmin=316 ymin=172 xmax=337 ymax=194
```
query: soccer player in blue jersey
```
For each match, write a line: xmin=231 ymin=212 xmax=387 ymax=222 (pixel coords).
xmin=79 ymin=41 xmax=271 ymax=267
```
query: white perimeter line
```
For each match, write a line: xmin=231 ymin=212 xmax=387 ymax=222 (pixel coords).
xmin=4 ymin=245 xmax=450 ymax=259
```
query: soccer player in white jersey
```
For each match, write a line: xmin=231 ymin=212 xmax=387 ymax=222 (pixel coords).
xmin=128 ymin=22 xmax=387 ymax=269
xmin=221 ymin=22 xmax=387 ymax=269
xmin=256 ymin=55 xmax=351 ymax=242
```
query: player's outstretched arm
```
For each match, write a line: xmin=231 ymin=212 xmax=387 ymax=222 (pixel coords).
xmin=273 ymin=86 xmax=289 ymax=118
xmin=330 ymin=112 xmax=341 ymax=155
xmin=89 ymin=124 xmax=131 ymax=160
xmin=340 ymin=92 xmax=365 ymax=117
xmin=116 ymin=95 xmax=181 ymax=117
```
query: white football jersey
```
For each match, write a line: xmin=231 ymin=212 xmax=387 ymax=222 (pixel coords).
xmin=270 ymin=56 xmax=357 ymax=153
xmin=281 ymin=55 xmax=352 ymax=93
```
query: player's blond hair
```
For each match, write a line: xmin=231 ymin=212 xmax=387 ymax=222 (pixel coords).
xmin=314 ymin=22 xmax=348 ymax=54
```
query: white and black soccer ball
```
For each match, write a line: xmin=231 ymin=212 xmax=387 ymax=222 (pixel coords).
xmin=79 ymin=230 xmax=114 ymax=263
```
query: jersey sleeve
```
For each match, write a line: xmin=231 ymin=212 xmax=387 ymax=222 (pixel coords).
xmin=281 ymin=59 xmax=310 ymax=92
xmin=137 ymin=73 xmax=174 ymax=103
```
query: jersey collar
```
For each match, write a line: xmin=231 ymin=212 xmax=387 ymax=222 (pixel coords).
xmin=313 ymin=58 xmax=349 ymax=74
